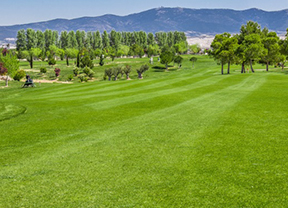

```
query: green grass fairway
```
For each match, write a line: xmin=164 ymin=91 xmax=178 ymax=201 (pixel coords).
xmin=1 ymin=56 xmax=288 ymax=207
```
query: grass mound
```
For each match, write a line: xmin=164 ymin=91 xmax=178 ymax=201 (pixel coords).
xmin=0 ymin=103 xmax=26 ymax=121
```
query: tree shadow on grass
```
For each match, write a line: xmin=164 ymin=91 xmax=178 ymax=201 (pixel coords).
xmin=168 ymin=67 xmax=178 ymax=71
xmin=152 ymin=66 xmax=166 ymax=72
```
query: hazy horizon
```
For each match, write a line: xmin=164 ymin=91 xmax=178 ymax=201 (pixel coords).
xmin=1 ymin=0 xmax=288 ymax=26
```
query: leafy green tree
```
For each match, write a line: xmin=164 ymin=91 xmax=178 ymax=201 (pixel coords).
xmin=112 ymin=66 xmax=122 ymax=81
xmin=174 ymin=55 xmax=183 ymax=68
xmin=117 ymin=45 xmax=130 ymax=57
xmin=102 ymin=31 xmax=110 ymax=49
xmin=53 ymin=31 xmax=59 ymax=47
xmin=155 ymin=32 xmax=167 ymax=47
xmin=85 ymin=32 xmax=93 ymax=49
xmin=44 ymin=29 xmax=53 ymax=50
xmin=189 ymin=44 xmax=201 ymax=54
xmin=22 ymin=48 xmax=42 ymax=68
xmin=136 ymin=64 xmax=149 ymax=79
xmin=105 ymin=68 xmax=113 ymax=81
xmin=174 ymin=41 xmax=188 ymax=54
xmin=139 ymin=31 xmax=147 ymax=47
xmin=261 ymin=31 xmax=281 ymax=71
xmin=0 ymin=51 xmax=19 ymax=87
xmin=210 ymin=33 xmax=238 ymax=74
xmin=109 ymin=30 xmax=121 ymax=51
xmin=236 ymin=21 xmax=263 ymax=73
xmin=67 ymin=31 xmax=78 ymax=49
xmin=190 ymin=57 xmax=198 ymax=68
xmin=167 ymin=32 xmax=175 ymax=47
xmin=92 ymin=31 xmax=102 ymax=49
xmin=76 ymin=30 xmax=84 ymax=49
xmin=60 ymin=31 xmax=68 ymax=49
xmin=123 ymin=65 xmax=132 ymax=79
xmin=160 ymin=50 xmax=174 ymax=69
xmin=36 ymin=30 xmax=45 ymax=49
xmin=26 ymin=28 xmax=37 ymax=50
xmin=279 ymin=31 xmax=288 ymax=69
xmin=58 ymin=49 xmax=65 ymax=60
xmin=147 ymin=33 xmax=155 ymax=45
xmin=65 ymin=48 xmax=78 ymax=66
xmin=129 ymin=44 xmax=144 ymax=58
xmin=16 ymin=29 xmax=27 ymax=51
xmin=109 ymin=47 xmax=116 ymax=61
xmin=174 ymin=31 xmax=186 ymax=44
xmin=147 ymin=45 xmax=160 ymax=58
xmin=244 ymin=33 xmax=267 ymax=72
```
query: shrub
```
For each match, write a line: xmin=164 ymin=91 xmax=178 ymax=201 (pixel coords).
xmin=83 ymin=67 xmax=90 ymax=75
xmin=48 ymin=58 xmax=56 ymax=66
xmin=136 ymin=64 xmax=149 ymax=79
xmin=78 ymin=75 xmax=88 ymax=82
xmin=13 ymin=69 xmax=26 ymax=81
xmin=87 ymin=70 xmax=94 ymax=79
xmin=40 ymin=67 xmax=47 ymax=74
xmin=80 ymin=55 xmax=93 ymax=69
xmin=83 ymin=67 xmax=94 ymax=79
xmin=54 ymin=68 xmax=61 ymax=77
xmin=78 ymin=75 xmax=85 ymax=82
xmin=73 ymin=68 xmax=79 ymax=76
xmin=67 ymin=74 xmax=74 ymax=81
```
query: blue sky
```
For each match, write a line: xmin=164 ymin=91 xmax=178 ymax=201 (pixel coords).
xmin=1 ymin=0 xmax=288 ymax=26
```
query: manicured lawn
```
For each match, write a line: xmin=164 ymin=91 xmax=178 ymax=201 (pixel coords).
xmin=1 ymin=55 xmax=288 ymax=207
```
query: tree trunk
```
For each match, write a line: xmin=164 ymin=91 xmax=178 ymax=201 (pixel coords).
xmin=241 ymin=62 xmax=245 ymax=73
xmin=66 ymin=56 xmax=69 ymax=66
xmin=138 ymin=72 xmax=142 ymax=79
xmin=5 ymin=75 xmax=8 ymax=87
xmin=250 ymin=60 xmax=255 ymax=73
xmin=114 ymin=76 xmax=117 ymax=81
xmin=266 ymin=62 xmax=269 ymax=71
xmin=108 ymin=77 xmax=111 ymax=81
xmin=282 ymin=63 xmax=285 ymax=70
xmin=126 ymin=73 xmax=129 ymax=80
xmin=29 ymin=55 xmax=33 ymax=69
xmin=221 ymin=63 xmax=224 ymax=75
xmin=227 ymin=62 xmax=230 ymax=74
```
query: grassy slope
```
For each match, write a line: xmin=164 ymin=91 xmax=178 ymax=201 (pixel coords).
xmin=1 ymin=56 xmax=288 ymax=207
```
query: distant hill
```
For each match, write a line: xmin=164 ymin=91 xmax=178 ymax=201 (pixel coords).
xmin=1 ymin=7 xmax=288 ymax=42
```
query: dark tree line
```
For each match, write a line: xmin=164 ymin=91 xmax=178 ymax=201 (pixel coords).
xmin=210 ymin=21 xmax=288 ymax=74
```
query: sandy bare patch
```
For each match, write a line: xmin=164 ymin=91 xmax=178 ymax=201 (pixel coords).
xmin=33 ymin=79 xmax=73 ymax=84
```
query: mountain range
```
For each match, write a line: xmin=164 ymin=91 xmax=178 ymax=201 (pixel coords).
xmin=1 ymin=7 xmax=288 ymax=42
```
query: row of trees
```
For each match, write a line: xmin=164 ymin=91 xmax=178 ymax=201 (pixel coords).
xmin=16 ymin=29 xmax=187 ymax=51
xmin=15 ymin=29 xmax=189 ymax=69
xmin=210 ymin=21 xmax=288 ymax=74
xmin=16 ymin=29 xmax=188 ymax=56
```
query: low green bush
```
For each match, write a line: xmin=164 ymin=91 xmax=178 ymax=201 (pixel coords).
xmin=67 ymin=74 xmax=74 ymax=81
xmin=13 ymin=69 xmax=26 ymax=81
xmin=40 ymin=67 xmax=47 ymax=74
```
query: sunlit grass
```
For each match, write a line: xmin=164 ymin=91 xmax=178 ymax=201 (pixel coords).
xmin=1 ymin=55 xmax=288 ymax=207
